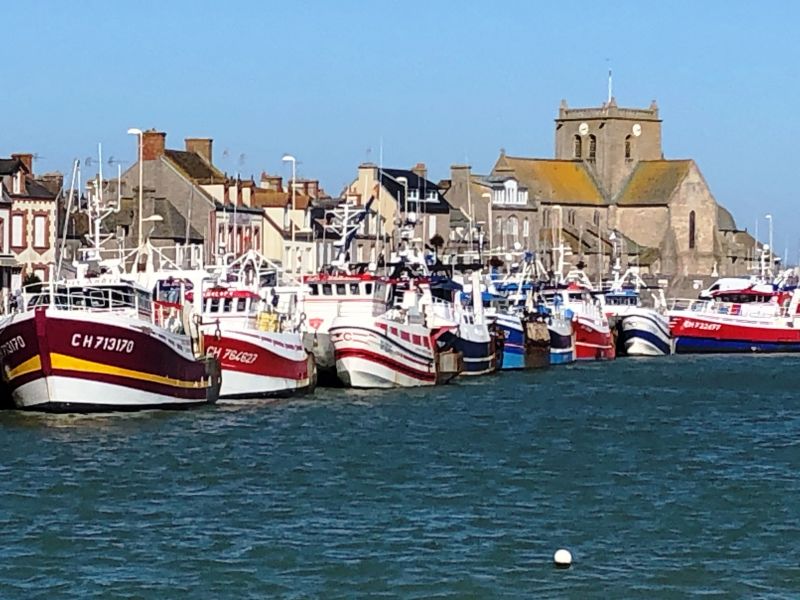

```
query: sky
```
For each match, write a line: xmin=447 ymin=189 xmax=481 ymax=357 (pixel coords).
xmin=3 ymin=1 xmax=799 ymax=260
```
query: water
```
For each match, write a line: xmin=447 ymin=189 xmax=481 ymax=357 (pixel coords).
xmin=1 ymin=355 xmax=800 ymax=598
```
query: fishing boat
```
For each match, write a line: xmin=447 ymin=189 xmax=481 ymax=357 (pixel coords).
xmin=603 ymin=287 xmax=673 ymax=357
xmin=0 ymin=279 xmax=220 ymax=412
xmin=543 ymin=285 xmax=615 ymax=361
xmin=190 ymin=285 xmax=315 ymax=399
xmin=668 ymin=284 xmax=800 ymax=353
xmin=544 ymin=306 xmax=577 ymax=365
xmin=329 ymin=286 xmax=462 ymax=388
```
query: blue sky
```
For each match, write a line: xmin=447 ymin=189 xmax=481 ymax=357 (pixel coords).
xmin=3 ymin=1 xmax=799 ymax=258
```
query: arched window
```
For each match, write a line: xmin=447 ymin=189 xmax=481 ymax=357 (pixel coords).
xmin=495 ymin=216 xmax=503 ymax=247
xmin=507 ymin=215 xmax=519 ymax=244
xmin=588 ymin=135 xmax=597 ymax=160
xmin=689 ymin=210 xmax=696 ymax=249
xmin=573 ymin=135 xmax=582 ymax=159
xmin=625 ymin=135 xmax=632 ymax=159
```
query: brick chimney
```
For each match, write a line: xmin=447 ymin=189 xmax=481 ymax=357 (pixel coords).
xmin=185 ymin=138 xmax=213 ymax=164
xmin=411 ymin=162 xmax=427 ymax=181
xmin=12 ymin=153 xmax=33 ymax=174
xmin=142 ymin=130 xmax=166 ymax=161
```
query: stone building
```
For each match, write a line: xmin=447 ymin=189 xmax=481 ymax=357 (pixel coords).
xmin=445 ymin=98 xmax=756 ymax=284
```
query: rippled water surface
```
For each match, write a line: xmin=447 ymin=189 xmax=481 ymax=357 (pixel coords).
xmin=2 ymin=354 xmax=800 ymax=598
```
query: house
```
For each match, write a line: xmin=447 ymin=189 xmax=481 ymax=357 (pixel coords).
xmin=345 ymin=163 xmax=451 ymax=260
xmin=0 ymin=153 xmax=61 ymax=285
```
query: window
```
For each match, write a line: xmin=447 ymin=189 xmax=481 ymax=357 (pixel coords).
xmin=689 ymin=211 xmax=696 ymax=249
xmin=322 ymin=283 xmax=332 ymax=296
xmin=408 ymin=189 xmax=419 ymax=200
xmin=428 ymin=215 xmax=437 ymax=235
xmin=573 ymin=135 xmax=582 ymax=158
xmin=13 ymin=172 xmax=22 ymax=194
xmin=33 ymin=215 xmax=47 ymax=249
xmin=11 ymin=214 xmax=24 ymax=248
xmin=335 ymin=284 xmax=346 ymax=295
xmin=588 ymin=135 xmax=597 ymax=160
xmin=309 ymin=283 xmax=319 ymax=296
xmin=349 ymin=283 xmax=360 ymax=295
xmin=222 ymin=298 xmax=232 ymax=312
xmin=237 ymin=298 xmax=247 ymax=312
xmin=625 ymin=135 xmax=632 ymax=159
xmin=507 ymin=216 xmax=519 ymax=244
xmin=365 ymin=283 xmax=373 ymax=295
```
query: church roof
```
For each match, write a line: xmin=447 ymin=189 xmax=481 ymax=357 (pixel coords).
xmin=493 ymin=156 xmax=604 ymax=205
xmin=717 ymin=204 xmax=738 ymax=231
xmin=615 ymin=160 xmax=692 ymax=206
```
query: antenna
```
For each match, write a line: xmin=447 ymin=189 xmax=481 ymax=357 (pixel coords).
xmin=606 ymin=58 xmax=613 ymax=103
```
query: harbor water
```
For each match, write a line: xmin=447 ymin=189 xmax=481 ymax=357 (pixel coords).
xmin=1 ymin=355 xmax=799 ymax=598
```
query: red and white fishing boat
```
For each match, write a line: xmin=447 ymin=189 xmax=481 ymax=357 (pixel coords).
xmin=158 ymin=280 xmax=316 ymax=399
xmin=0 ymin=279 xmax=220 ymax=412
xmin=329 ymin=286 xmax=462 ymax=388
xmin=300 ymin=272 xmax=392 ymax=384
xmin=669 ymin=284 xmax=800 ymax=353
xmin=543 ymin=285 xmax=615 ymax=361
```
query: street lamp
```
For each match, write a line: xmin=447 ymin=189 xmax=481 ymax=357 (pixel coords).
xmin=127 ymin=128 xmax=144 ymax=247
xmin=282 ymin=154 xmax=297 ymax=273
xmin=482 ymin=192 xmax=492 ymax=253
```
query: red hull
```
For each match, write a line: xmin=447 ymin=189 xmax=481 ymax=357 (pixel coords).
xmin=574 ymin=318 xmax=616 ymax=361
xmin=0 ymin=308 xmax=220 ymax=410
xmin=203 ymin=331 xmax=311 ymax=381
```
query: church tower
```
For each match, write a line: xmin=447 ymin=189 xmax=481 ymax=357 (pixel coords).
xmin=554 ymin=98 xmax=662 ymax=198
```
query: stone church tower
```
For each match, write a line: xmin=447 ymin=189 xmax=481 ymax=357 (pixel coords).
xmin=554 ymin=98 xmax=662 ymax=197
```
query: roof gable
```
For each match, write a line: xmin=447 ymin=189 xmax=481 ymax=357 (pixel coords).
xmin=615 ymin=160 xmax=692 ymax=206
xmin=379 ymin=168 xmax=450 ymax=213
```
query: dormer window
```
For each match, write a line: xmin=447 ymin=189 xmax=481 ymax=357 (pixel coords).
xmin=12 ymin=172 xmax=22 ymax=194
xmin=408 ymin=189 xmax=419 ymax=201
xmin=426 ymin=190 xmax=437 ymax=201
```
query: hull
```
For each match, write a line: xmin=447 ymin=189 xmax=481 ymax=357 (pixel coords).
xmin=496 ymin=313 xmax=525 ymax=370
xmin=670 ymin=313 xmax=800 ymax=354
xmin=203 ymin=329 xmax=315 ymax=399
xmin=438 ymin=327 xmax=496 ymax=376
xmin=548 ymin=318 xmax=576 ymax=365
xmin=619 ymin=310 xmax=673 ymax=356
xmin=574 ymin=316 xmax=616 ymax=361
xmin=303 ymin=331 xmax=339 ymax=387
xmin=0 ymin=308 xmax=220 ymax=412
xmin=330 ymin=317 xmax=447 ymax=388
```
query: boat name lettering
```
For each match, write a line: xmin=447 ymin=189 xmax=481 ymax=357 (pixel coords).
xmin=0 ymin=336 xmax=25 ymax=357
xmin=683 ymin=320 xmax=721 ymax=331
xmin=206 ymin=345 xmax=258 ymax=365
xmin=71 ymin=334 xmax=135 ymax=353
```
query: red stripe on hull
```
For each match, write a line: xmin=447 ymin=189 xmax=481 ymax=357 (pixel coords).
xmin=336 ymin=348 xmax=437 ymax=382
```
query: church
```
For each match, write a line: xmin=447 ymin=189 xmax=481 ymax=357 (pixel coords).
xmin=444 ymin=98 xmax=758 ymax=289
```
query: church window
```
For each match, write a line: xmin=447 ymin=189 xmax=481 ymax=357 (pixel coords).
xmin=588 ymin=135 xmax=597 ymax=160
xmin=625 ymin=135 xmax=632 ymax=159
xmin=689 ymin=211 xmax=696 ymax=249
xmin=573 ymin=135 xmax=582 ymax=159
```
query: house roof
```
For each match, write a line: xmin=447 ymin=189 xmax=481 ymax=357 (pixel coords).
xmin=250 ymin=188 xmax=312 ymax=210
xmin=379 ymin=168 xmax=450 ymax=214
xmin=493 ymin=156 xmax=605 ymax=205
xmin=0 ymin=158 xmax=27 ymax=176
xmin=615 ymin=160 xmax=692 ymax=206
xmin=164 ymin=150 xmax=225 ymax=182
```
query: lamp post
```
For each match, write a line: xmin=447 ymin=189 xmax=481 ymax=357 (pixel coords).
xmin=765 ymin=213 xmax=773 ymax=275
xmin=127 ymin=128 xmax=144 ymax=247
xmin=482 ymin=192 xmax=492 ymax=255
xmin=282 ymin=154 xmax=297 ymax=273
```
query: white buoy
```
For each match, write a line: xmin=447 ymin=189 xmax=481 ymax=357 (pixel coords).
xmin=553 ymin=548 xmax=572 ymax=569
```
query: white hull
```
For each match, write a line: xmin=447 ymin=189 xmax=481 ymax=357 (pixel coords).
xmin=13 ymin=376 xmax=209 ymax=411
xmin=217 ymin=368 xmax=312 ymax=399
xmin=336 ymin=355 xmax=436 ymax=389
xmin=620 ymin=310 xmax=673 ymax=356
xmin=330 ymin=316 xmax=440 ymax=389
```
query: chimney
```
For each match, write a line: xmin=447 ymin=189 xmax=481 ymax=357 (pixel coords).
xmin=185 ymin=138 xmax=213 ymax=164
xmin=142 ymin=130 xmax=166 ymax=161
xmin=411 ymin=162 xmax=427 ymax=181
xmin=12 ymin=153 xmax=33 ymax=174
